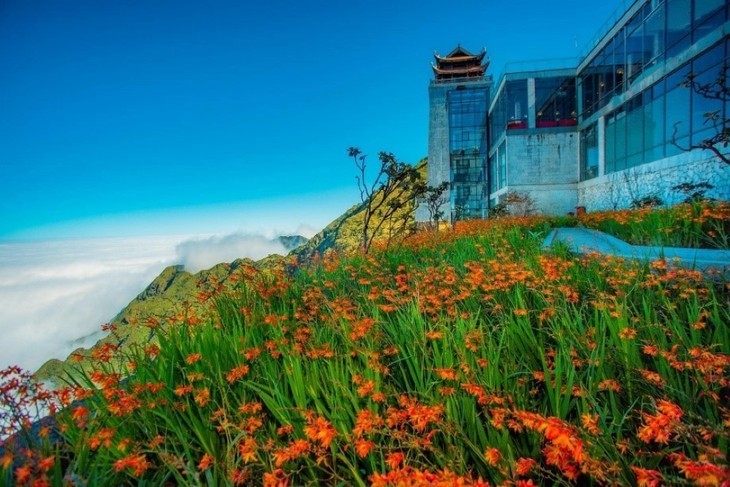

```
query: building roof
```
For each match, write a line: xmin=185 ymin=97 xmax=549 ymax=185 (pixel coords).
xmin=434 ymin=45 xmax=487 ymax=64
xmin=432 ymin=45 xmax=489 ymax=81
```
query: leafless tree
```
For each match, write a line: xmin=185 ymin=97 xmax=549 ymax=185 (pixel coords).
xmin=347 ymin=147 xmax=425 ymax=253
xmin=672 ymin=64 xmax=729 ymax=165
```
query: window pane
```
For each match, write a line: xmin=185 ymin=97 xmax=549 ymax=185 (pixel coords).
xmin=536 ymin=76 xmax=576 ymax=125
xmin=694 ymin=0 xmax=725 ymax=41
xmin=644 ymin=95 xmax=665 ymax=151
xmin=605 ymin=115 xmax=616 ymax=173
xmin=665 ymin=65 xmax=691 ymax=140
xmin=666 ymin=0 xmax=690 ymax=52
xmin=581 ymin=122 xmax=599 ymax=180
xmin=626 ymin=23 xmax=645 ymax=84
xmin=615 ymin=111 xmax=627 ymax=170
xmin=691 ymin=67 xmax=724 ymax=145
xmin=644 ymin=4 xmax=665 ymax=68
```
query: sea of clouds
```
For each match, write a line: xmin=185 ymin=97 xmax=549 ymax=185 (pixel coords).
xmin=0 ymin=230 xmax=313 ymax=373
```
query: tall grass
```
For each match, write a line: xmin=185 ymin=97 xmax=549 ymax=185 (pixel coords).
xmin=579 ymin=200 xmax=730 ymax=249
xmin=2 ymin=213 xmax=729 ymax=485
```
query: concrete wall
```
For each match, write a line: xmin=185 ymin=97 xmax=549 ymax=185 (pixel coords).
xmin=416 ymin=84 xmax=450 ymax=222
xmin=491 ymin=130 xmax=580 ymax=215
xmin=578 ymin=150 xmax=730 ymax=210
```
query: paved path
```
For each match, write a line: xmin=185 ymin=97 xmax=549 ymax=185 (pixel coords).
xmin=543 ymin=228 xmax=730 ymax=273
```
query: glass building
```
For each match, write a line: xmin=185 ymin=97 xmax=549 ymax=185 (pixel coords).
xmin=422 ymin=47 xmax=493 ymax=222
xmin=420 ymin=0 xmax=729 ymax=222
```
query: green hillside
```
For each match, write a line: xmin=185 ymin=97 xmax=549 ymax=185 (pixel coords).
xmin=35 ymin=237 xmax=306 ymax=384
xmin=35 ymin=158 xmax=426 ymax=384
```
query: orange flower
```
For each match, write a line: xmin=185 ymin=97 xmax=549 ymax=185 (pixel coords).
xmin=238 ymin=437 xmax=258 ymax=463
xmin=1 ymin=453 xmax=13 ymax=470
xmin=637 ymin=400 xmax=683 ymax=444
xmin=174 ymin=385 xmax=193 ymax=396
xmin=304 ymin=416 xmax=337 ymax=448
xmin=262 ymin=468 xmax=289 ymax=487
xmin=639 ymin=369 xmax=665 ymax=387
xmin=226 ymin=364 xmax=250 ymax=383
xmin=114 ymin=454 xmax=150 ymax=477
xmin=580 ymin=413 xmax=601 ymax=435
xmin=618 ymin=327 xmax=638 ymax=339
xmin=598 ymin=379 xmax=621 ymax=392
xmin=355 ymin=439 xmax=375 ymax=458
xmin=357 ymin=380 xmax=376 ymax=397
xmin=185 ymin=353 xmax=202 ymax=365
xmin=194 ymin=388 xmax=210 ymax=408
xmin=70 ymin=405 xmax=89 ymax=422
xmin=272 ymin=439 xmax=309 ymax=467
xmin=37 ymin=455 xmax=55 ymax=473
xmin=425 ymin=330 xmax=444 ymax=340
xmin=484 ymin=447 xmax=501 ymax=466
xmin=514 ymin=457 xmax=537 ymax=476
xmin=87 ymin=428 xmax=116 ymax=450
xmin=433 ymin=368 xmax=458 ymax=381
xmin=672 ymin=454 xmax=730 ymax=485
xmin=198 ymin=453 xmax=214 ymax=471
xmin=385 ymin=452 xmax=404 ymax=470
xmin=631 ymin=467 xmax=663 ymax=487
xmin=15 ymin=465 xmax=31 ymax=484
xmin=353 ymin=409 xmax=384 ymax=437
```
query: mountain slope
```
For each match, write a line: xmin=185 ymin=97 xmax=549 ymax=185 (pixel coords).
xmin=35 ymin=158 xmax=426 ymax=383
xmin=35 ymin=238 xmax=304 ymax=383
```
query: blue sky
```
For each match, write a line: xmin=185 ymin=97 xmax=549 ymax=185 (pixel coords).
xmin=0 ymin=0 xmax=625 ymax=240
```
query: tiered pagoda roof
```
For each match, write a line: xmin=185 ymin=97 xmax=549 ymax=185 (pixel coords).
xmin=432 ymin=45 xmax=489 ymax=81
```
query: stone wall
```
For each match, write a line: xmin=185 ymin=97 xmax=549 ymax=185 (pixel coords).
xmin=496 ymin=130 xmax=580 ymax=215
xmin=578 ymin=150 xmax=730 ymax=211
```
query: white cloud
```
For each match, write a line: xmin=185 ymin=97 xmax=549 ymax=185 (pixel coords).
xmin=0 ymin=226 xmax=319 ymax=373
xmin=0 ymin=236 xmax=183 ymax=372
xmin=174 ymin=234 xmax=288 ymax=273
xmin=294 ymin=224 xmax=319 ymax=239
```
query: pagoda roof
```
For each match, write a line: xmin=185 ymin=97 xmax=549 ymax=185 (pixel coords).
xmin=434 ymin=45 xmax=487 ymax=63
xmin=431 ymin=64 xmax=486 ymax=76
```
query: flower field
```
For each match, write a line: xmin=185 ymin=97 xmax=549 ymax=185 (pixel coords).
xmin=578 ymin=200 xmax=730 ymax=249
xmin=2 ymin=212 xmax=729 ymax=486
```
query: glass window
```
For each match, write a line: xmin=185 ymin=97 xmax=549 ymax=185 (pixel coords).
xmin=536 ymin=76 xmax=577 ymax=126
xmin=580 ymin=68 xmax=596 ymax=118
xmin=506 ymin=80 xmax=528 ymax=128
xmin=626 ymin=22 xmax=645 ymax=84
xmin=627 ymin=97 xmax=644 ymax=161
xmin=498 ymin=141 xmax=507 ymax=189
xmin=448 ymin=87 xmax=489 ymax=220
xmin=580 ymin=122 xmax=599 ymax=180
xmin=605 ymin=114 xmax=617 ymax=173
xmin=666 ymin=0 xmax=691 ymax=56
xmin=644 ymin=87 xmax=665 ymax=155
xmin=694 ymin=0 xmax=725 ymax=42
xmin=644 ymin=4 xmax=665 ymax=69
xmin=691 ymin=63 xmax=724 ymax=146
xmin=615 ymin=110 xmax=627 ymax=171
xmin=615 ymin=38 xmax=626 ymax=93
xmin=665 ymin=65 xmax=692 ymax=142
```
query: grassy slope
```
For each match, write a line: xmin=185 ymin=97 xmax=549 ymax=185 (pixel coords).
xmin=35 ymin=160 xmax=426 ymax=383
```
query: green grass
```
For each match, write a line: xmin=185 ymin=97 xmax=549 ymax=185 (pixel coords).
xmin=2 ymin=210 xmax=729 ymax=486
xmin=579 ymin=200 xmax=730 ymax=249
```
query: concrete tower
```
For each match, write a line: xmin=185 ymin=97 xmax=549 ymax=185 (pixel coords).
xmin=418 ymin=46 xmax=493 ymax=223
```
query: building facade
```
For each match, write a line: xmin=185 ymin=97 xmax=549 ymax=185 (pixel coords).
xmin=421 ymin=0 xmax=729 ymax=222
xmin=421 ymin=47 xmax=493 ymax=222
